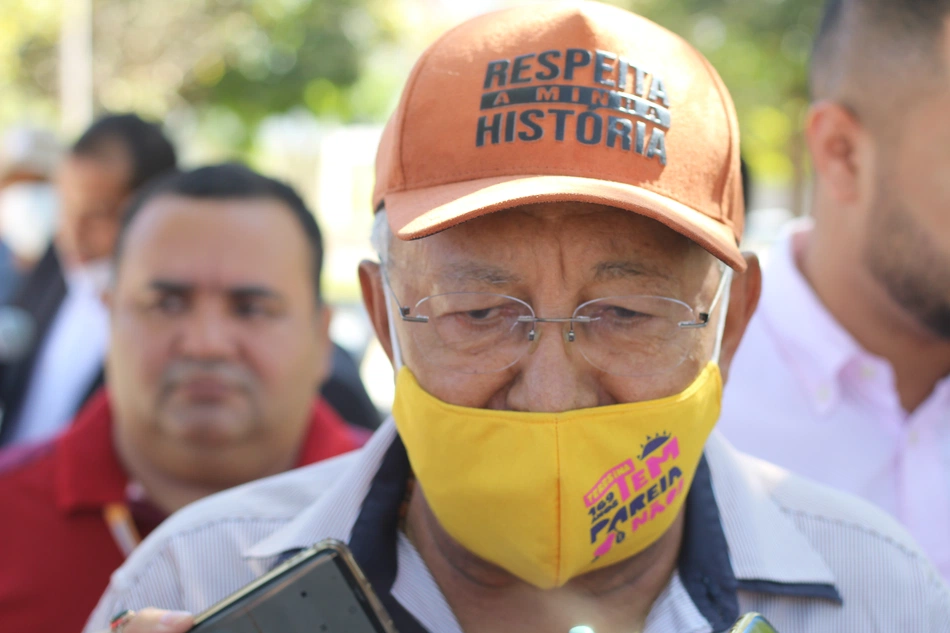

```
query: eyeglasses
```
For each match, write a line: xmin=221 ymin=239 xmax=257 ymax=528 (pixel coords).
xmin=385 ymin=266 xmax=731 ymax=377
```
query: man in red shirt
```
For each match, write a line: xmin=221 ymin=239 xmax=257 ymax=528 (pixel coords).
xmin=0 ymin=163 xmax=367 ymax=633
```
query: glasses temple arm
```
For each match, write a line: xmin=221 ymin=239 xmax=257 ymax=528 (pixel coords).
xmin=682 ymin=264 xmax=733 ymax=328
xmin=381 ymin=267 xmax=430 ymax=323
xmin=701 ymin=265 xmax=733 ymax=319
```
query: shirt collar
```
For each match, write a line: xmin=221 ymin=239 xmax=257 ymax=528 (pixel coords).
xmin=54 ymin=389 xmax=128 ymax=513
xmin=704 ymin=431 xmax=841 ymax=599
xmin=244 ymin=422 xmax=843 ymax=631
xmin=54 ymin=391 xmax=358 ymax=515
xmin=759 ymin=219 xmax=863 ymax=414
xmin=296 ymin=398 xmax=367 ymax=465
xmin=64 ymin=257 xmax=112 ymax=294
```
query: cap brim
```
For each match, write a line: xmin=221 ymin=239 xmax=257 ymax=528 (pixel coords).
xmin=385 ymin=175 xmax=746 ymax=272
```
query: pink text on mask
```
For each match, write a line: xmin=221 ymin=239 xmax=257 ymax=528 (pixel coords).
xmin=586 ymin=436 xmax=685 ymax=557
xmin=584 ymin=437 xmax=681 ymax=508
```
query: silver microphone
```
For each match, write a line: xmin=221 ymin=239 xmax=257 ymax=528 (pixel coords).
xmin=0 ymin=306 xmax=35 ymax=362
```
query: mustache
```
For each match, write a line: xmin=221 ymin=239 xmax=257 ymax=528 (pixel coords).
xmin=159 ymin=360 xmax=254 ymax=395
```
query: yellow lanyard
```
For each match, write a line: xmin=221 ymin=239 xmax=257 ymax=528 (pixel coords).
xmin=103 ymin=503 xmax=142 ymax=559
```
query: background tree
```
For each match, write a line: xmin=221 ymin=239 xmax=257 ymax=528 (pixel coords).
xmin=621 ymin=0 xmax=825 ymax=211
xmin=0 ymin=0 xmax=826 ymax=211
xmin=1 ymin=0 xmax=397 ymax=148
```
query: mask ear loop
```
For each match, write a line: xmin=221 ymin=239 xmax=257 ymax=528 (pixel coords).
xmin=711 ymin=267 xmax=733 ymax=365
xmin=383 ymin=281 xmax=405 ymax=374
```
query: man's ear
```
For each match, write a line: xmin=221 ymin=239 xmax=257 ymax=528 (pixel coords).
xmin=805 ymin=101 xmax=868 ymax=206
xmin=101 ymin=265 xmax=118 ymax=309
xmin=359 ymin=260 xmax=394 ymax=364
xmin=717 ymin=252 xmax=762 ymax=383
xmin=117 ymin=189 xmax=136 ymax=217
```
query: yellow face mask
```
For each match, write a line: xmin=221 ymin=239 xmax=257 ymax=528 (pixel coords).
xmin=392 ymin=362 xmax=723 ymax=589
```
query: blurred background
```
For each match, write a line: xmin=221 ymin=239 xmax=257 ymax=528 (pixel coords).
xmin=0 ymin=0 xmax=821 ymax=410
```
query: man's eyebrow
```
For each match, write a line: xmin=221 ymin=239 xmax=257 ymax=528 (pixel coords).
xmin=149 ymin=280 xmax=192 ymax=294
xmin=148 ymin=280 xmax=283 ymax=300
xmin=592 ymin=261 xmax=671 ymax=282
xmin=437 ymin=263 xmax=524 ymax=286
xmin=228 ymin=286 xmax=283 ymax=301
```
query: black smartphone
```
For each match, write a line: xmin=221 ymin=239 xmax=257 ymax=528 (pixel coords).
xmin=188 ymin=539 xmax=398 ymax=633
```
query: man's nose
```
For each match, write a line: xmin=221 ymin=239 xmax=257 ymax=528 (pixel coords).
xmin=504 ymin=324 xmax=600 ymax=413
xmin=176 ymin=306 xmax=239 ymax=360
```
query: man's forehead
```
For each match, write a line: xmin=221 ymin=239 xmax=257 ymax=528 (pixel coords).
xmin=60 ymin=154 xmax=130 ymax=190
xmin=414 ymin=201 xmax=695 ymax=238
xmin=426 ymin=259 xmax=676 ymax=288
xmin=64 ymin=143 xmax=131 ymax=177
xmin=391 ymin=201 xmax=708 ymax=272
xmin=126 ymin=195 xmax=301 ymax=246
xmin=120 ymin=196 xmax=309 ymax=285
xmin=130 ymin=259 xmax=285 ymax=293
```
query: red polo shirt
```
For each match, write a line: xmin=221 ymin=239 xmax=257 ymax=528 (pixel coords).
xmin=0 ymin=390 xmax=367 ymax=633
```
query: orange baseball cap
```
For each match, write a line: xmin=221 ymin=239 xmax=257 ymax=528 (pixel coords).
xmin=373 ymin=1 xmax=746 ymax=271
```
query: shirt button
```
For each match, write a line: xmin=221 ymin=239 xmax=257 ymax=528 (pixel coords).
xmin=816 ymin=385 xmax=831 ymax=404
xmin=908 ymin=429 xmax=919 ymax=446
xmin=860 ymin=364 xmax=876 ymax=380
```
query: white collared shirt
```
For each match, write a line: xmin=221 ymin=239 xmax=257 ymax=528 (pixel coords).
xmin=8 ymin=261 xmax=109 ymax=445
xmin=85 ymin=421 xmax=950 ymax=633
xmin=719 ymin=219 xmax=950 ymax=581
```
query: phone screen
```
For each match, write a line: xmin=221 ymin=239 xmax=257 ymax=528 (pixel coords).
xmin=729 ymin=614 xmax=778 ymax=633
xmin=190 ymin=546 xmax=392 ymax=633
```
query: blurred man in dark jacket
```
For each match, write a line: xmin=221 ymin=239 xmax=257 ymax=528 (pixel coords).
xmin=0 ymin=114 xmax=177 ymax=447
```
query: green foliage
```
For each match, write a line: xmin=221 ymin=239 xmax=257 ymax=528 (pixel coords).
xmin=0 ymin=0 xmax=826 ymax=184
xmin=0 ymin=0 xmax=395 ymax=147
xmin=0 ymin=0 xmax=60 ymax=126
xmin=178 ymin=0 xmax=384 ymax=130
xmin=610 ymin=0 xmax=826 ymax=185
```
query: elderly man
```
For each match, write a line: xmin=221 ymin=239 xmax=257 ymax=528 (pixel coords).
xmin=718 ymin=0 xmax=950 ymax=581
xmin=86 ymin=4 xmax=950 ymax=633
xmin=0 ymin=164 xmax=365 ymax=633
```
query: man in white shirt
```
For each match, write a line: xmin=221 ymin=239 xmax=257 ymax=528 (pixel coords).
xmin=0 ymin=114 xmax=177 ymax=447
xmin=719 ymin=0 xmax=950 ymax=581
xmin=85 ymin=3 xmax=950 ymax=633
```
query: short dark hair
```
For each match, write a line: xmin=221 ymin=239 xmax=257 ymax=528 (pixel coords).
xmin=114 ymin=163 xmax=325 ymax=302
xmin=739 ymin=157 xmax=751 ymax=216
xmin=72 ymin=113 xmax=177 ymax=191
xmin=810 ymin=0 xmax=950 ymax=105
